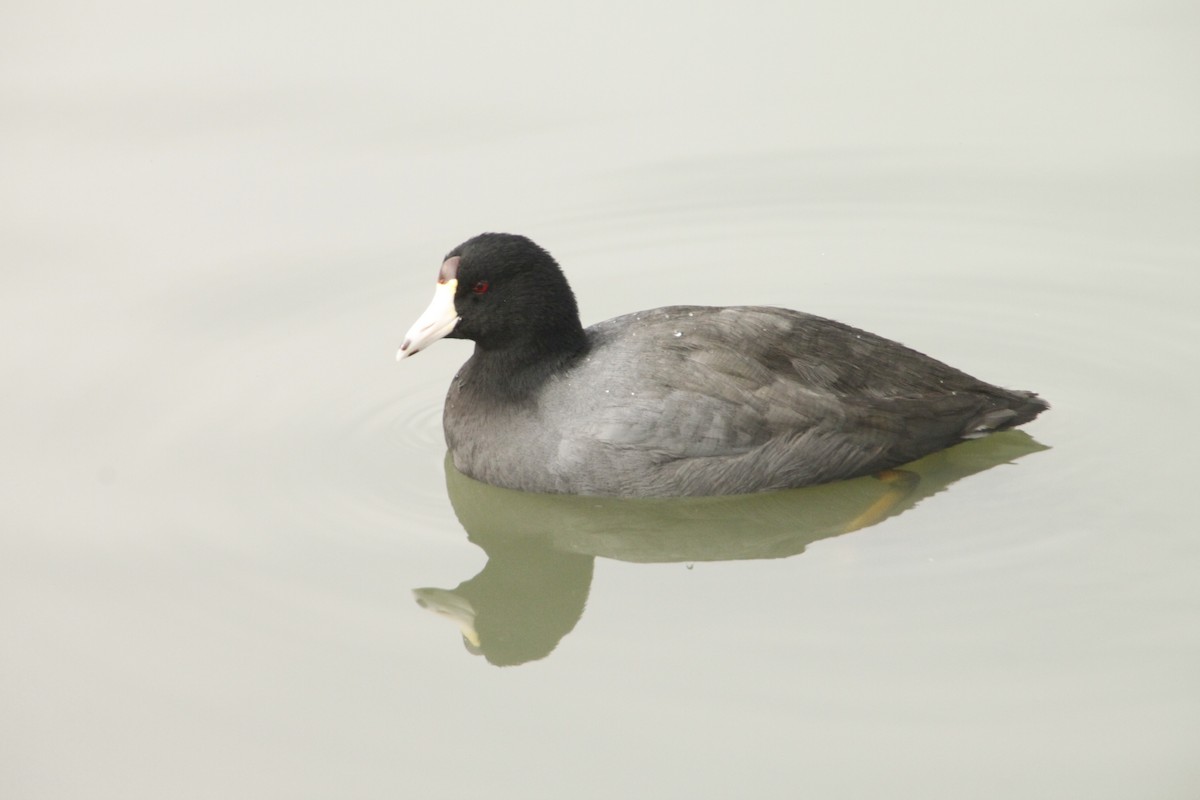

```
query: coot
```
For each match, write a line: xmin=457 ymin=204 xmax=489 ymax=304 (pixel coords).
xmin=398 ymin=233 xmax=1048 ymax=497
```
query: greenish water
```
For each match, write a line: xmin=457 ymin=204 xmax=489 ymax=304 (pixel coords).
xmin=3 ymin=2 xmax=1199 ymax=798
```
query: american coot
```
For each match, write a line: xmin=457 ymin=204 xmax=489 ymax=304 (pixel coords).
xmin=398 ymin=233 xmax=1048 ymax=497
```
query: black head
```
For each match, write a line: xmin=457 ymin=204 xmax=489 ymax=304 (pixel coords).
xmin=397 ymin=233 xmax=587 ymax=365
xmin=443 ymin=233 xmax=585 ymax=352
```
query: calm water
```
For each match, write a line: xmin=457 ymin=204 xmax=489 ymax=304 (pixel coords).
xmin=4 ymin=2 xmax=1199 ymax=798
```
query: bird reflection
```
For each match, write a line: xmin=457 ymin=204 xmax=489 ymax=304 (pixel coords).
xmin=414 ymin=431 xmax=1047 ymax=666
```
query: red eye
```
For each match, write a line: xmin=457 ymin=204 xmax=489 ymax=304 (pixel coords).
xmin=472 ymin=280 xmax=489 ymax=294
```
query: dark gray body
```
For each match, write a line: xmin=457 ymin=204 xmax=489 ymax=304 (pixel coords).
xmin=443 ymin=305 xmax=1047 ymax=497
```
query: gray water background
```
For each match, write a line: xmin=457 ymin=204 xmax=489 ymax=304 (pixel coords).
xmin=3 ymin=2 xmax=1199 ymax=798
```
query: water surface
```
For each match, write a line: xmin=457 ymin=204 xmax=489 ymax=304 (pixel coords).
xmin=3 ymin=2 xmax=1199 ymax=798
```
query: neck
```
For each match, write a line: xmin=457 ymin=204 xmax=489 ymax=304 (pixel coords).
xmin=465 ymin=326 xmax=589 ymax=402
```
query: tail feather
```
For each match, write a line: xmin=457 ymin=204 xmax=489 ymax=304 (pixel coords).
xmin=963 ymin=391 xmax=1049 ymax=439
